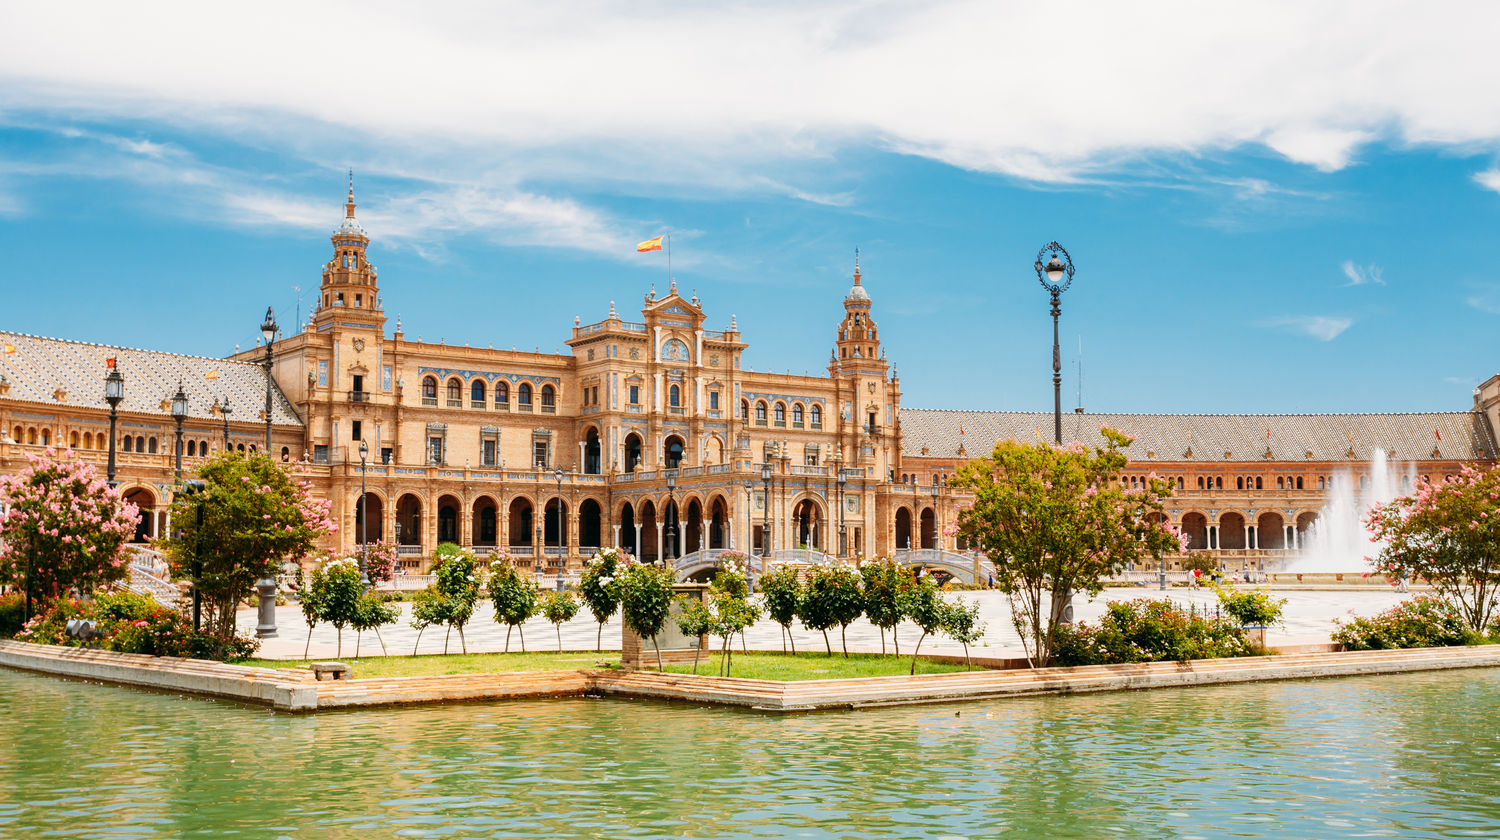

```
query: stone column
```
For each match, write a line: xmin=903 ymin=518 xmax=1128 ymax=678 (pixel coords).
xmin=701 ymin=518 xmax=709 ymax=554
xmin=633 ymin=523 xmax=642 ymax=559
xmin=655 ymin=522 xmax=664 ymax=563
xmin=1245 ymin=524 xmax=1253 ymax=550
xmin=612 ymin=524 xmax=621 ymax=548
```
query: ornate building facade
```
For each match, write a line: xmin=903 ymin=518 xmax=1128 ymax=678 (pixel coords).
xmin=3 ymin=185 xmax=1497 ymax=580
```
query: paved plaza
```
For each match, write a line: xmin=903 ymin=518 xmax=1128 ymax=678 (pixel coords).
xmin=243 ymin=585 xmax=1414 ymax=661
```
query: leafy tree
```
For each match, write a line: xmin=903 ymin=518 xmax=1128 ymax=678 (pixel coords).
xmin=860 ymin=556 xmax=911 ymax=655
xmin=802 ymin=563 xmax=864 ymax=656
xmin=950 ymin=429 xmax=1181 ymax=667
xmin=0 ymin=448 xmax=139 ymax=603
xmin=312 ymin=557 xmax=362 ymax=658
xmin=619 ymin=560 xmax=675 ymax=671
xmin=409 ymin=588 xmax=447 ymax=655
xmin=758 ymin=564 xmax=803 ymax=654
xmin=430 ymin=546 xmax=482 ymax=653
xmin=1367 ymin=464 xmax=1500 ymax=631
xmin=673 ymin=597 xmax=714 ymax=674
xmin=578 ymin=547 xmax=623 ymax=651
xmin=705 ymin=563 xmax=761 ymax=676
xmin=351 ymin=593 xmax=398 ymax=657
xmin=900 ymin=572 xmax=945 ymax=675
xmin=541 ymin=590 xmax=579 ymax=652
xmin=157 ymin=451 xmax=335 ymax=637
xmin=295 ymin=563 xmax=326 ymax=660
xmin=487 ymin=559 xmax=541 ymax=652
xmin=941 ymin=597 xmax=986 ymax=671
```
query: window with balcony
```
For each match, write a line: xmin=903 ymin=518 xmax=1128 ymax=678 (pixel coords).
xmin=810 ymin=404 xmax=822 ymax=429
xmin=446 ymin=378 xmax=462 ymax=407
xmin=541 ymin=384 xmax=556 ymax=413
xmin=496 ymin=381 xmax=510 ymax=409
xmin=422 ymin=376 xmax=438 ymax=406
xmin=792 ymin=403 xmax=804 ymax=428
xmin=533 ymin=440 xmax=549 ymax=468
xmin=482 ymin=438 xmax=497 ymax=466
xmin=518 ymin=383 xmax=533 ymax=411
xmin=774 ymin=402 xmax=786 ymax=427
xmin=471 ymin=380 xmax=486 ymax=407
xmin=428 ymin=436 xmax=445 ymax=465
xmin=755 ymin=401 xmax=767 ymax=425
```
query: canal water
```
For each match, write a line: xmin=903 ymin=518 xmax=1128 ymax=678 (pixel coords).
xmin=1 ymin=668 xmax=1497 ymax=839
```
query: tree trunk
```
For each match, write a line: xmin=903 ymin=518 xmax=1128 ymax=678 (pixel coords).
xmin=505 ymin=624 xmax=513 ymax=653
xmin=880 ymin=627 xmax=885 ymax=656
xmin=375 ymin=627 xmax=388 ymax=657
xmin=336 ymin=626 xmax=342 ymax=659
xmin=412 ymin=626 xmax=425 ymax=656
xmin=841 ymin=624 xmax=849 ymax=658
xmin=780 ymin=625 xmax=787 ymax=654
xmin=726 ymin=638 xmax=733 ymax=677
xmin=519 ymin=624 xmax=526 ymax=653
xmin=893 ymin=625 xmax=900 ymax=656
xmin=597 ymin=622 xmax=603 ymax=653
xmin=557 ymin=623 xmax=563 ymax=652
xmin=788 ymin=625 xmax=796 ymax=655
xmin=963 ymin=642 xmax=971 ymax=672
xmin=720 ymin=635 xmax=730 ymax=677
xmin=356 ymin=631 xmax=361 ymax=659
xmin=457 ymin=624 xmax=467 ymax=655
xmin=822 ymin=629 xmax=832 ymax=655
xmin=910 ymin=630 xmax=928 ymax=675
xmin=691 ymin=642 xmax=700 ymax=675
xmin=304 ymin=624 xmax=314 ymax=660
xmin=443 ymin=624 xmax=451 ymax=655
xmin=653 ymin=635 xmax=663 ymax=672
xmin=741 ymin=630 xmax=747 ymax=654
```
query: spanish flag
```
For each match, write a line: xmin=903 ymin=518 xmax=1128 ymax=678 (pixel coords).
xmin=205 ymin=369 xmax=220 ymax=381
xmin=637 ymin=235 xmax=664 ymax=253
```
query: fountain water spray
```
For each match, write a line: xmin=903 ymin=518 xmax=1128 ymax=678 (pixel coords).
xmin=1293 ymin=449 xmax=1415 ymax=572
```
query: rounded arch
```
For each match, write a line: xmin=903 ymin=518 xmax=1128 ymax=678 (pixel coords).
xmin=895 ymin=507 xmax=913 ymax=551
xmin=638 ymin=499 xmax=659 ymax=562
xmin=470 ymin=378 xmax=487 ymax=405
xmin=436 ymin=494 xmax=462 ymax=545
xmin=395 ymin=493 xmax=423 ymax=546
xmin=584 ymin=426 xmax=602 ymax=474
xmin=443 ymin=378 xmax=461 ymax=404
xmin=920 ymin=506 xmax=936 ymax=549
xmin=1257 ymin=511 xmax=1286 ymax=550
xmin=774 ymin=401 xmax=787 ymax=424
xmin=356 ymin=491 xmax=385 ymax=545
xmin=578 ymin=497 xmax=604 ymax=551
xmin=810 ymin=404 xmax=822 ymax=427
xmin=517 ymin=381 xmax=534 ymax=406
xmin=543 ymin=497 xmax=569 ymax=548
xmin=792 ymin=402 xmax=805 ymax=426
xmin=793 ymin=496 xmax=828 ymax=551
xmin=508 ymin=496 xmax=535 ymax=547
xmin=663 ymin=434 xmax=685 ymax=469
xmin=740 ymin=399 xmax=750 ymax=420
xmin=1295 ymin=511 xmax=1318 ymax=535
xmin=618 ymin=500 xmax=638 ymax=556
xmin=541 ymin=383 xmax=556 ymax=408
xmin=122 ymin=486 xmax=156 ymax=542
xmin=703 ymin=434 xmax=725 ymax=466
xmin=472 ymin=494 xmax=499 ymax=547
xmin=495 ymin=380 xmax=510 ymax=405
xmin=624 ymin=432 xmax=644 ymax=473
xmin=683 ymin=497 xmax=704 ymax=555
xmin=709 ymin=494 xmax=730 ymax=549
xmin=422 ymin=375 xmax=438 ymax=401
xmin=668 ymin=382 xmax=681 ymax=408
xmin=1219 ymin=511 xmax=1247 ymax=550
xmin=69 ymin=430 xmax=79 ymax=449
xmin=755 ymin=400 xmax=768 ymax=424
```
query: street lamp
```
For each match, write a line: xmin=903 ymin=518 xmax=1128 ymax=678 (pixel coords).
xmin=837 ymin=465 xmax=847 ymax=558
xmin=930 ymin=475 xmax=941 ymax=552
xmin=555 ymin=467 xmax=565 ymax=590
xmin=359 ymin=439 xmax=370 ymax=589
xmin=220 ymin=398 xmax=232 ymax=451
xmin=171 ymin=383 xmax=188 ymax=483
xmin=761 ymin=461 xmax=773 ymax=560
xmin=104 ymin=359 xmax=125 ymax=486
xmin=1034 ymin=241 xmax=1075 ymax=445
xmin=665 ymin=468 xmax=677 ymax=562
xmin=260 ymin=306 xmax=277 ymax=453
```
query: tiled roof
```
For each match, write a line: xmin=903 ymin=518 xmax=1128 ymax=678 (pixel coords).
xmin=899 ymin=408 xmax=1497 ymax=463
xmin=0 ymin=331 xmax=302 ymax=426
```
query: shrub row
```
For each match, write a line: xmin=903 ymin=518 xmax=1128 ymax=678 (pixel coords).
xmin=9 ymin=590 xmax=259 ymax=661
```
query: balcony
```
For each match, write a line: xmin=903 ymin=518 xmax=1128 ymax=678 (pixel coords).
xmin=348 ymin=390 xmax=370 ymax=403
xmin=422 ymin=397 xmax=438 ymax=406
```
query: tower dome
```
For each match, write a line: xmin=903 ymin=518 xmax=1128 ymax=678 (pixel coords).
xmin=846 ymin=250 xmax=870 ymax=301
xmin=333 ymin=171 xmax=368 ymax=240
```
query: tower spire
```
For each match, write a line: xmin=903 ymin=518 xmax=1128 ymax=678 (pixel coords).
xmin=853 ymin=247 xmax=861 ymax=285
xmin=345 ymin=169 xmax=356 ymax=219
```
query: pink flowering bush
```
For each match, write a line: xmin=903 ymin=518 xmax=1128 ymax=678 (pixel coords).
xmin=15 ymin=591 xmax=258 ymax=661
xmin=0 ymin=448 xmax=139 ymax=598
xmin=158 ymin=451 xmax=336 ymax=637
xmin=1366 ymin=464 xmax=1500 ymax=631
xmin=362 ymin=539 xmax=398 ymax=584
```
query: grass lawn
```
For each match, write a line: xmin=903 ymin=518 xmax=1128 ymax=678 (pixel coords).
xmin=661 ymin=651 xmax=975 ymax=681
xmin=240 ymin=652 xmax=621 ymax=679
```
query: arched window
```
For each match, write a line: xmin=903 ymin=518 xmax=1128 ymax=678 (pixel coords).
xmin=147 ymin=437 xmax=156 ymax=454
xmin=237 ymin=443 xmax=246 ymax=452
xmin=1296 ymin=477 xmax=1304 ymax=490
xmin=741 ymin=400 xmax=750 ymax=420
xmin=446 ymin=378 xmax=462 ymax=404
xmin=496 ymin=381 xmax=509 ymax=404
xmin=123 ymin=435 xmax=133 ymax=452
xmin=774 ymin=402 xmax=786 ymax=425
xmin=471 ymin=380 xmax=486 ymax=405
xmin=200 ymin=440 xmax=209 ymax=456
xmin=518 ymin=383 xmax=532 ymax=405
xmin=281 ymin=446 xmax=290 ymax=461
xmin=541 ymin=384 xmax=555 ymax=407
xmin=810 ymin=404 xmax=822 ymax=427
xmin=792 ymin=403 xmax=804 ymax=425
xmin=187 ymin=440 xmax=196 ymax=457
xmin=422 ymin=376 xmax=438 ymax=401
xmin=755 ymin=401 xmax=767 ymax=424
xmin=669 ymin=384 xmax=680 ymax=407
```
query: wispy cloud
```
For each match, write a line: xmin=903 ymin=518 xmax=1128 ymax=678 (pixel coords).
xmin=1465 ymin=284 xmax=1500 ymax=315
xmin=1474 ymin=170 xmax=1500 ymax=194
xmin=1260 ymin=315 xmax=1353 ymax=341
xmin=1341 ymin=260 xmax=1384 ymax=287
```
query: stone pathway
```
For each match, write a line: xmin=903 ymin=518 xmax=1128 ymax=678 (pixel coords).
xmin=242 ymin=585 xmax=1413 ymax=661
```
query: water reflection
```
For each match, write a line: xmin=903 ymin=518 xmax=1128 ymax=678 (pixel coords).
xmin=0 ymin=669 xmax=1497 ymax=838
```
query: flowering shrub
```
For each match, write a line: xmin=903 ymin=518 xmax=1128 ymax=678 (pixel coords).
xmin=312 ymin=557 xmax=363 ymax=658
xmin=0 ymin=592 xmax=25 ymax=636
xmin=1332 ymin=596 xmax=1485 ymax=650
xmin=758 ymin=564 xmax=804 ymax=654
xmin=1051 ymin=599 xmax=1254 ymax=666
xmin=488 ymin=558 xmax=540 ymax=652
xmin=859 ymin=556 xmax=911 ymax=655
xmin=618 ymin=558 xmax=675 ymax=671
xmin=578 ymin=547 xmax=623 ymax=651
xmin=361 ymin=540 xmax=399 ymax=585
xmin=941 ymin=598 xmax=986 ymax=670
xmin=1210 ymin=583 xmax=1286 ymax=627
xmin=15 ymin=592 xmax=258 ymax=661
xmin=0 ymin=448 xmax=139 ymax=598
xmin=801 ymin=562 xmax=864 ymax=656
xmin=1366 ymin=464 xmax=1500 ymax=631
xmin=540 ymin=589 xmax=580 ymax=651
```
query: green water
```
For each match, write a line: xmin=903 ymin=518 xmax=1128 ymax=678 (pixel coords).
xmin=1 ymin=669 xmax=1498 ymax=839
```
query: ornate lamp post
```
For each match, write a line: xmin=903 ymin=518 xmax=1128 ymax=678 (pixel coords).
xmin=1034 ymin=241 xmax=1075 ymax=445
xmin=930 ymin=475 xmax=941 ymax=552
xmin=359 ymin=439 xmax=370 ymax=589
xmin=836 ymin=463 xmax=847 ymax=558
xmin=171 ymin=383 xmax=188 ymax=483
xmin=664 ymin=468 xmax=677 ymax=562
xmin=103 ymin=360 xmax=125 ymax=486
xmin=259 ymin=307 xmax=277 ymax=453
xmin=555 ymin=467 xmax=565 ymax=590
xmin=761 ymin=460 xmax=773 ymax=560
xmin=220 ymin=398 xmax=231 ymax=451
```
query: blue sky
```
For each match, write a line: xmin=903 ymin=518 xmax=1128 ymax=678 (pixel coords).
xmin=4 ymin=2 xmax=1500 ymax=415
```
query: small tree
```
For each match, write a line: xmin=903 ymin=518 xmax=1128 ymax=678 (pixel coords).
xmin=705 ymin=562 xmax=760 ymax=677
xmin=410 ymin=588 xmax=447 ymax=655
xmin=941 ymin=598 xmax=986 ymax=671
xmin=430 ymin=546 xmax=481 ymax=653
xmin=541 ymin=590 xmax=580 ymax=652
xmin=487 ymin=559 xmax=540 ymax=652
xmin=312 ymin=557 xmax=362 ymax=659
xmin=1367 ymin=464 xmax=1500 ymax=631
xmin=296 ymin=563 xmax=326 ymax=660
xmin=802 ymin=563 xmax=864 ymax=656
xmin=578 ymin=547 xmax=623 ymax=651
xmin=351 ymin=593 xmax=398 ymax=657
xmin=158 ymin=451 xmax=334 ymax=637
xmin=0 ymin=448 xmax=139 ymax=603
xmin=673 ymin=597 xmax=714 ymax=674
xmin=758 ymin=564 xmax=803 ymax=654
xmin=860 ymin=556 xmax=910 ymax=655
xmin=950 ymin=429 xmax=1180 ymax=667
xmin=901 ymin=573 xmax=945 ymax=675
xmin=619 ymin=560 xmax=675 ymax=671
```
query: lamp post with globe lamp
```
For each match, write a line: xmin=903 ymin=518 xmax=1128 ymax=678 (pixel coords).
xmin=1034 ymin=242 xmax=1075 ymax=446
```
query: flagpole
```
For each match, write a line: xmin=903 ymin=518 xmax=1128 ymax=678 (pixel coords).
xmin=666 ymin=232 xmax=672 ymax=286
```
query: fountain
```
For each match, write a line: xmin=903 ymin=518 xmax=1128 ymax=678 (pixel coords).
xmin=1291 ymin=448 xmax=1415 ymax=572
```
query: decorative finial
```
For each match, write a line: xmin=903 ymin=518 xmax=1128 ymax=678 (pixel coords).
xmin=574 ymin=315 xmax=581 ymax=327
xmin=608 ymin=300 xmax=617 ymax=318
xmin=669 ymin=277 xmax=677 ymax=294
xmin=396 ymin=314 xmax=403 ymax=333
xmin=648 ymin=283 xmax=656 ymax=301
xmin=730 ymin=314 xmax=737 ymax=331
xmin=853 ymin=247 xmax=861 ymax=284
xmin=691 ymin=289 xmax=698 ymax=305
xmin=345 ymin=170 xmax=356 ymax=219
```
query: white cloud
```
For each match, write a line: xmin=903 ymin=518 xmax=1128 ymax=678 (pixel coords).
xmin=3 ymin=2 xmax=1500 ymax=183
xmin=1475 ymin=169 xmax=1500 ymax=193
xmin=1261 ymin=315 xmax=1353 ymax=341
xmin=1341 ymin=260 xmax=1384 ymax=286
